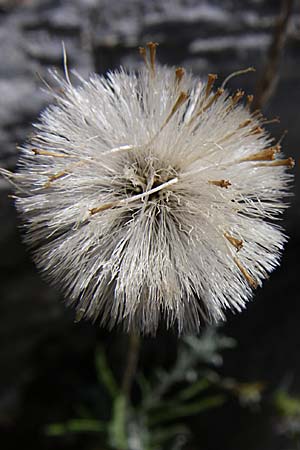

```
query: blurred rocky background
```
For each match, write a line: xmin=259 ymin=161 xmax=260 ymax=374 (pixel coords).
xmin=0 ymin=1 xmax=299 ymax=449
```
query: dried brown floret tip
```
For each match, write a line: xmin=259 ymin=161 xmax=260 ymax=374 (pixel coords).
xmin=139 ymin=42 xmax=159 ymax=76
xmin=163 ymin=91 xmax=189 ymax=128
xmin=250 ymin=126 xmax=264 ymax=135
xmin=258 ymin=157 xmax=295 ymax=169
xmin=224 ymin=232 xmax=243 ymax=251
xmin=148 ymin=42 xmax=159 ymax=75
xmin=202 ymin=88 xmax=224 ymax=112
xmin=205 ymin=73 xmax=218 ymax=98
xmin=232 ymin=89 xmax=245 ymax=104
xmin=138 ymin=46 xmax=148 ymax=66
xmin=187 ymin=85 xmax=224 ymax=126
xmin=251 ymin=109 xmax=263 ymax=119
xmin=209 ymin=179 xmax=231 ymax=188
xmin=175 ymin=67 xmax=185 ymax=85
xmin=238 ymin=118 xmax=252 ymax=129
xmin=246 ymin=94 xmax=254 ymax=109
xmin=147 ymin=42 xmax=159 ymax=68
xmin=240 ymin=146 xmax=281 ymax=163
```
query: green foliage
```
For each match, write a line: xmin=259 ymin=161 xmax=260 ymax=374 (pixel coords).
xmin=108 ymin=395 xmax=128 ymax=449
xmin=45 ymin=327 xmax=262 ymax=450
xmin=47 ymin=419 xmax=106 ymax=436
xmin=95 ymin=345 xmax=119 ymax=399
xmin=274 ymin=390 xmax=300 ymax=417
xmin=273 ymin=389 xmax=300 ymax=443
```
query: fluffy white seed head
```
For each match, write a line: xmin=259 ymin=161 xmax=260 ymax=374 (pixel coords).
xmin=2 ymin=46 xmax=294 ymax=335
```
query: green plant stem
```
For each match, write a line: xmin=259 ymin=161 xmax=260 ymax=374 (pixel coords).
xmin=109 ymin=334 xmax=141 ymax=450
xmin=122 ymin=333 xmax=141 ymax=400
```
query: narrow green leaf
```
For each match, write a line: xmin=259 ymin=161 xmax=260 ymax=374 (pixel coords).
xmin=46 ymin=419 xmax=106 ymax=436
xmin=95 ymin=346 xmax=119 ymax=398
xmin=149 ymin=395 xmax=225 ymax=425
xmin=274 ymin=391 xmax=300 ymax=417
xmin=151 ymin=424 xmax=189 ymax=445
xmin=46 ymin=424 xmax=66 ymax=436
xmin=178 ymin=378 xmax=211 ymax=401
xmin=108 ymin=395 xmax=128 ymax=450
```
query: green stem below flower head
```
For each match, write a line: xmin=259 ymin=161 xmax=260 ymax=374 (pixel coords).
xmin=109 ymin=333 xmax=140 ymax=450
xmin=122 ymin=333 xmax=141 ymax=400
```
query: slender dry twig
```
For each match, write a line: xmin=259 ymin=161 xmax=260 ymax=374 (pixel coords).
xmin=253 ymin=0 xmax=294 ymax=109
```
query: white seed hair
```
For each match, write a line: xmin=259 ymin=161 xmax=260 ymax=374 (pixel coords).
xmin=1 ymin=52 xmax=294 ymax=335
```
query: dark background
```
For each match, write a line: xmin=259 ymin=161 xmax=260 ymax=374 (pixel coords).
xmin=0 ymin=0 xmax=299 ymax=449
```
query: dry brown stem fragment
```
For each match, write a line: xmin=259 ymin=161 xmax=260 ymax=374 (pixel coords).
xmin=224 ymin=232 xmax=243 ymax=251
xmin=253 ymin=0 xmax=294 ymax=109
xmin=49 ymin=171 xmax=69 ymax=181
xmin=209 ymin=179 xmax=231 ymax=188
xmin=89 ymin=202 xmax=117 ymax=215
xmin=33 ymin=148 xmax=70 ymax=158
xmin=234 ymin=257 xmax=258 ymax=289
xmin=221 ymin=67 xmax=255 ymax=89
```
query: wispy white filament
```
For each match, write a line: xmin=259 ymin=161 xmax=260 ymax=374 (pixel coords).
xmin=1 ymin=61 xmax=293 ymax=335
